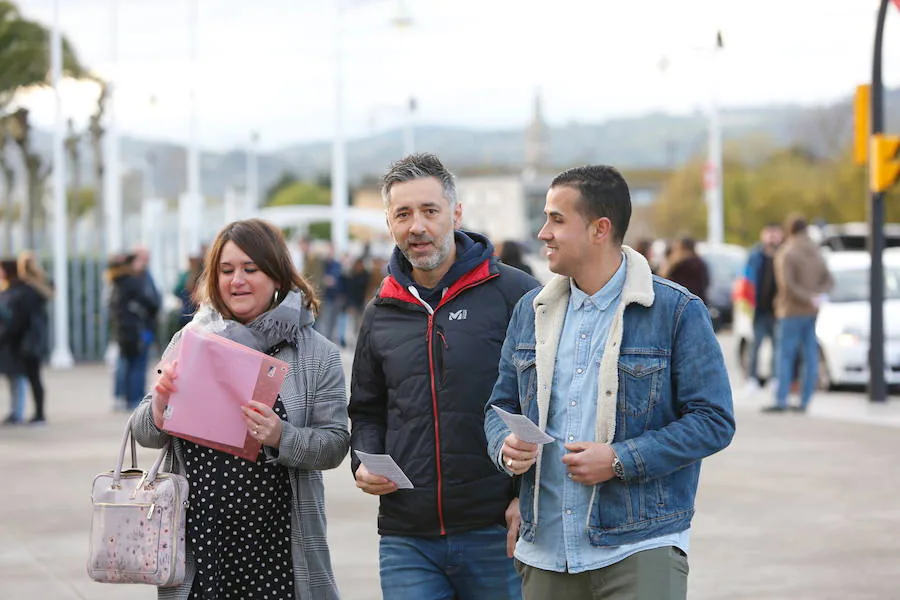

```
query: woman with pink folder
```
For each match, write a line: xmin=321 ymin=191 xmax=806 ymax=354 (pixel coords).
xmin=130 ymin=218 xmax=350 ymax=600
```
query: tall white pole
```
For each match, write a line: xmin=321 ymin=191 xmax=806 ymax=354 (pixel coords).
xmin=704 ymin=34 xmax=724 ymax=246
xmin=245 ymin=131 xmax=259 ymax=218
xmin=403 ymin=96 xmax=415 ymax=156
xmin=50 ymin=0 xmax=73 ymax=368
xmin=186 ymin=0 xmax=201 ymax=255
xmin=331 ymin=0 xmax=349 ymax=255
xmin=103 ymin=0 xmax=122 ymax=254
xmin=143 ymin=154 xmax=155 ymax=199
xmin=394 ymin=1 xmax=414 ymax=157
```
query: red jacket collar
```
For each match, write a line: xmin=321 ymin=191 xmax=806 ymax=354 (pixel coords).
xmin=379 ymin=259 xmax=494 ymax=307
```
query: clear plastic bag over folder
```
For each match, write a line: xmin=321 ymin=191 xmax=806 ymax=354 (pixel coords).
xmin=157 ymin=309 xmax=289 ymax=460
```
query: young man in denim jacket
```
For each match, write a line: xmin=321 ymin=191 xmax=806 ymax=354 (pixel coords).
xmin=484 ymin=165 xmax=735 ymax=599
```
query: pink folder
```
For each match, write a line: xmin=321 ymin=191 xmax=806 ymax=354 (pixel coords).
xmin=161 ymin=328 xmax=290 ymax=461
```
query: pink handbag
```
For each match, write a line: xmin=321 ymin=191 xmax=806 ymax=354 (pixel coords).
xmin=87 ymin=415 xmax=189 ymax=586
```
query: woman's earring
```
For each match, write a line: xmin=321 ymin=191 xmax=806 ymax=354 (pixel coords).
xmin=273 ymin=289 xmax=280 ymax=304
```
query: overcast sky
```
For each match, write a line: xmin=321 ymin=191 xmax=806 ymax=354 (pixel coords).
xmin=13 ymin=0 xmax=900 ymax=152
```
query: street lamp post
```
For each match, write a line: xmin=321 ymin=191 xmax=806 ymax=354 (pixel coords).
xmin=143 ymin=153 xmax=156 ymax=199
xmin=331 ymin=0 xmax=413 ymax=255
xmin=660 ymin=33 xmax=725 ymax=245
xmin=703 ymin=32 xmax=725 ymax=246
xmin=331 ymin=0 xmax=349 ymax=255
xmin=50 ymin=0 xmax=73 ymax=368
xmin=246 ymin=131 xmax=259 ymax=218
xmin=403 ymin=96 xmax=416 ymax=156
xmin=103 ymin=0 xmax=122 ymax=254
xmin=181 ymin=0 xmax=202 ymax=259
xmin=393 ymin=2 xmax=414 ymax=156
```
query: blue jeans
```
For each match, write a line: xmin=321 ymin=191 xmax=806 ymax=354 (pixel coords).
xmin=122 ymin=348 xmax=150 ymax=410
xmin=114 ymin=355 xmax=127 ymax=400
xmin=379 ymin=526 xmax=521 ymax=600
xmin=775 ymin=315 xmax=819 ymax=408
xmin=7 ymin=376 xmax=26 ymax=421
xmin=315 ymin=300 xmax=342 ymax=344
xmin=749 ymin=312 xmax=776 ymax=382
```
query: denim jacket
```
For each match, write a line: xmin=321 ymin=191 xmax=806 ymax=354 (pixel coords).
xmin=484 ymin=246 xmax=735 ymax=547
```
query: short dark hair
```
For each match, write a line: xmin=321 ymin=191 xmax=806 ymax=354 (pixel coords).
xmin=195 ymin=218 xmax=320 ymax=317
xmin=550 ymin=165 xmax=631 ymax=244
xmin=679 ymin=236 xmax=697 ymax=253
xmin=499 ymin=240 xmax=525 ymax=265
xmin=381 ymin=153 xmax=457 ymax=208
xmin=0 ymin=258 xmax=18 ymax=283
xmin=785 ymin=213 xmax=807 ymax=235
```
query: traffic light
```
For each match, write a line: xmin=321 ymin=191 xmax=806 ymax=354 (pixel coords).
xmin=870 ymin=134 xmax=900 ymax=193
xmin=853 ymin=85 xmax=870 ymax=166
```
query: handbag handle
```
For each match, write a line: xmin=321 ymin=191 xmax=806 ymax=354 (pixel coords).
xmin=112 ymin=413 xmax=171 ymax=489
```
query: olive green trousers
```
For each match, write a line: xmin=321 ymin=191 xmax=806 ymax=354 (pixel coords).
xmin=515 ymin=546 xmax=689 ymax=600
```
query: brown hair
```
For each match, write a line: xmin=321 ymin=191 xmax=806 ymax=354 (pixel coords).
xmin=17 ymin=250 xmax=54 ymax=298
xmin=659 ymin=237 xmax=698 ymax=279
xmin=193 ymin=218 xmax=320 ymax=318
xmin=0 ymin=258 xmax=18 ymax=290
xmin=784 ymin=213 xmax=807 ymax=235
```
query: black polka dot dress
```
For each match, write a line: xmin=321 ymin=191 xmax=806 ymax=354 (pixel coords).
xmin=185 ymin=398 xmax=295 ymax=599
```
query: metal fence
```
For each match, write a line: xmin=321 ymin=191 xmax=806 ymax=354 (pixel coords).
xmin=60 ymin=256 xmax=110 ymax=362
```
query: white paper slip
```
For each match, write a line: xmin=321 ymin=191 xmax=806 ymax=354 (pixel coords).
xmin=491 ymin=406 xmax=554 ymax=444
xmin=354 ymin=450 xmax=414 ymax=489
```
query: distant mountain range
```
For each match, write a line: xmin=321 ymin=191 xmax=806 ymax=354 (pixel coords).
xmin=18 ymin=87 xmax=900 ymax=205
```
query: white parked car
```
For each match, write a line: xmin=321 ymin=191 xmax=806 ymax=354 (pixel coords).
xmin=735 ymin=249 xmax=900 ymax=389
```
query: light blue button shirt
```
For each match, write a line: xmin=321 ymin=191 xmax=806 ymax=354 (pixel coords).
xmin=515 ymin=254 xmax=689 ymax=573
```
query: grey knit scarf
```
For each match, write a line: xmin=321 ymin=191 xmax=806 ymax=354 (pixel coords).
xmin=195 ymin=289 xmax=314 ymax=353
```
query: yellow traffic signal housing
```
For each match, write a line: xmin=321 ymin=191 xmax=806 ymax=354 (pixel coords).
xmin=871 ymin=134 xmax=900 ymax=193
xmin=854 ymin=85 xmax=870 ymax=165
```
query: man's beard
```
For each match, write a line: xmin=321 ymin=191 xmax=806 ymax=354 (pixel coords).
xmin=402 ymin=231 xmax=454 ymax=272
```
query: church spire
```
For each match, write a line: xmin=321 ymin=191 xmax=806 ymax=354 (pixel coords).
xmin=525 ymin=88 xmax=546 ymax=175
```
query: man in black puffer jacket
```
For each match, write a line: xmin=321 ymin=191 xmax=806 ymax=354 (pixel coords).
xmin=350 ymin=153 xmax=539 ymax=600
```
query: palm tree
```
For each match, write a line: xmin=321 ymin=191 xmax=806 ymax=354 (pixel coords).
xmin=0 ymin=0 xmax=92 ymax=250
xmin=0 ymin=1 xmax=88 ymax=107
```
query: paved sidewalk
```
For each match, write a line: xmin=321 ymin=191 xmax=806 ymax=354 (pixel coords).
xmin=1 ymin=351 xmax=898 ymax=599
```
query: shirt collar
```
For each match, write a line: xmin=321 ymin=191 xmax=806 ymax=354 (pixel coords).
xmin=569 ymin=253 xmax=627 ymax=311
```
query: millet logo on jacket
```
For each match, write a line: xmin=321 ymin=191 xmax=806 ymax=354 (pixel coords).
xmin=448 ymin=309 xmax=468 ymax=321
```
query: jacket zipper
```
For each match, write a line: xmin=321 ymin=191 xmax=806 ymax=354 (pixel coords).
xmin=407 ymin=271 xmax=499 ymax=537
xmin=425 ymin=312 xmax=447 ymax=535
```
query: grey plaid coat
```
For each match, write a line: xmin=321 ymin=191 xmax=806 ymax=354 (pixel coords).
xmin=131 ymin=326 xmax=350 ymax=600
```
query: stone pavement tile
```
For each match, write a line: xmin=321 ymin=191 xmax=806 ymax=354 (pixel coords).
xmin=732 ymin=379 xmax=900 ymax=429
xmin=689 ymin=406 xmax=900 ymax=599
xmin=0 ymin=362 xmax=379 ymax=600
xmin=1 ymin=358 xmax=898 ymax=599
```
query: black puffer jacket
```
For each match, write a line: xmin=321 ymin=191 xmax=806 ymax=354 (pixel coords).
xmin=349 ymin=231 xmax=539 ymax=537
xmin=0 ymin=282 xmax=44 ymax=375
xmin=109 ymin=267 xmax=160 ymax=358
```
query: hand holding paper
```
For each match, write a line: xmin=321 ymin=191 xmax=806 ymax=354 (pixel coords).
xmin=354 ymin=450 xmax=414 ymax=489
xmin=491 ymin=406 xmax=554 ymax=445
xmin=151 ymin=360 xmax=179 ymax=430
